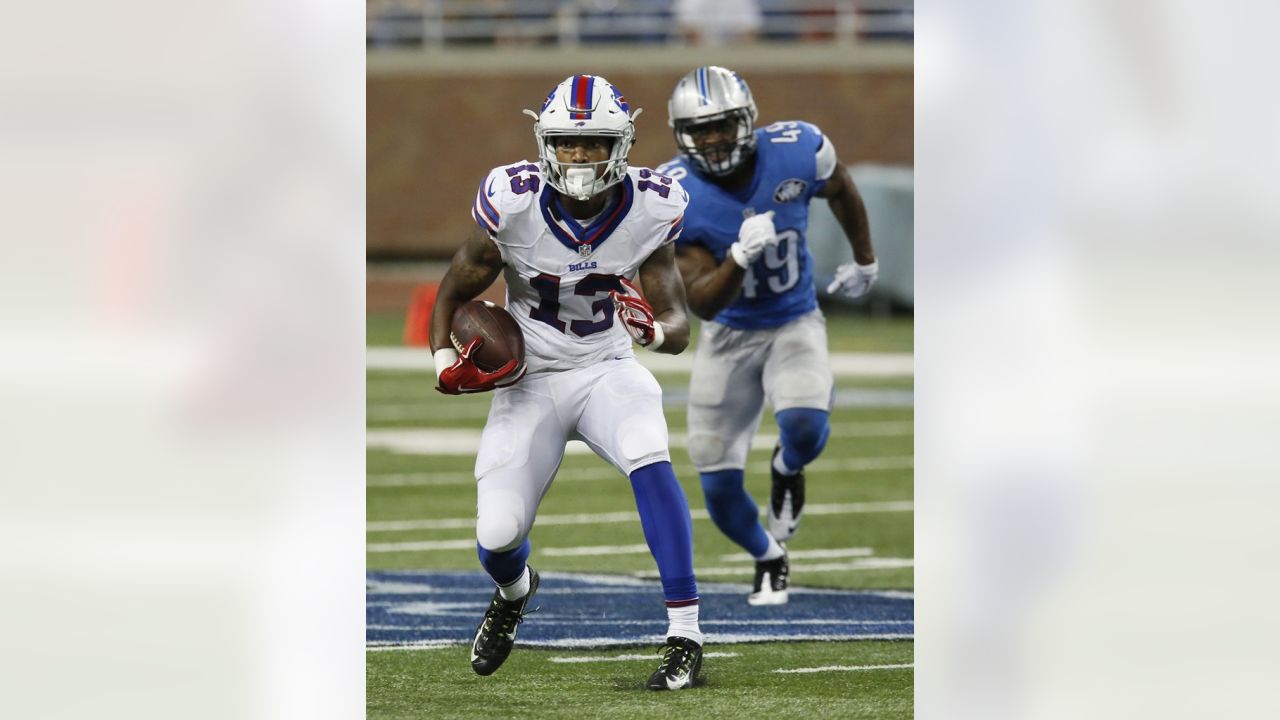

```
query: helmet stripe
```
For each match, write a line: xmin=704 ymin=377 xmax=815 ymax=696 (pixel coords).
xmin=570 ymin=74 xmax=594 ymax=120
xmin=696 ymin=67 xmax=708 ymax=106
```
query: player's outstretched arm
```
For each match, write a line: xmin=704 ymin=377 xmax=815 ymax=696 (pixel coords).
xmin=816 ymin=162 xmax=874 ymax=264
xmin=429 ymin=226 xmax=504 ymax=354
xmin=635 ymin=243 xmax=691 ymax=354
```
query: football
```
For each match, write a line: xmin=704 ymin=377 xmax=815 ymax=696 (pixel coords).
xmin=450 ymin=301 xmax=525 ymax=373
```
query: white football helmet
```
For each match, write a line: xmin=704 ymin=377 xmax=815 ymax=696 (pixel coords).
xmin=524 ymin=75 xmax=640 ymax=200
xmin=668 ymin=66 xmax=759 ymax=176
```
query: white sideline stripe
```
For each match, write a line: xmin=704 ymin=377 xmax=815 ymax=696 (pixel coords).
xmin=540 ymin=543 xmax=652 ymax=557
xmin=367 ymin=347 xmax=914 ymax=377
xmin=635 ymin=558 xmax=914 ymax=579
xmin=371 ymin=619 xmax=912 ymax=629
xmin=367 ymin=641 xmax=455 ymax=652
xmin=366 ymin=424 xmax=912 ymax=457
xmin=367 ymin=500 xmax=913 ymax=533
xmin=773 ymin=662 xmax=915 ymax=674
xmin=366 ymin=454 xmax=913 ymax=488
xmin=368 ymin=586 xmax=909 ymax=600
xmin=368 ymin=633 xmax=914 ymax=650
xmin=548 ymin=652 xmax=742 ymax=664
xmin=718 ymin=547 xmax=874 ymax=562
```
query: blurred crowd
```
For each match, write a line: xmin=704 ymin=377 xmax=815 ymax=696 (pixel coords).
xmin=367 ymin=0 xmax=914 ymax=48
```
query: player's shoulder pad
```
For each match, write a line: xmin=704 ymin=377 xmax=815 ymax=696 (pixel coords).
xmin=761 ymin=120 xmax=837 ymax=183
xmin=630 ymin=166 xmax=689 ymax=246
xmin=471 ymin=160 xmax=541 ymax=239
xmin=632 ymin=167 xmax=688 ymax=218
xmin=800 ymin=122 xmax=839 ymax=181
xmin=759 ymin=119 xmax=826 ymax=149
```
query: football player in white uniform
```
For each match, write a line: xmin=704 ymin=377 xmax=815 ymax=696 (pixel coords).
xmin=659 ymin=67 xmax=878 ymax=605
xmin=429 ymin=75 xmax=704 ymax=690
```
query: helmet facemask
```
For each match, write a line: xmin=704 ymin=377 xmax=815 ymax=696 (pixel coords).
xmin=673 ymin=108 xmax=757 ymax=177
xmin=536 ymin=128 xmax=633 ymax=201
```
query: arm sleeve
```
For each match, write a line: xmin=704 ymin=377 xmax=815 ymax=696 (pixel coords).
xmin=813 ymin=129 xmax=839 ymax=182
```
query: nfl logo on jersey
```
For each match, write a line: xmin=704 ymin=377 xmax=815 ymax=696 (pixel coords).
xmin=773 ymin=178 xmax=808 ymax=203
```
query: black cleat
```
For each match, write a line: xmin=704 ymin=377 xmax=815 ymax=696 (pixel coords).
xmin=768 ymin=444 xmax=805 ymax=541
xmin=470 ymin=568 xmax=540 ymax=676
xmin=748 ymin=545 xmax=790 ymax=606
xmin=645 ymin=636 xmax=703 ymax=690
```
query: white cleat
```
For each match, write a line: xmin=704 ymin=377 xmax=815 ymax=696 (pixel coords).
xmin=747 ymin=550 xmax=790 ymax=606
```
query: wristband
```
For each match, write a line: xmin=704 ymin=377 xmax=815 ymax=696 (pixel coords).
xmin=433 ymin=347 xmax=459 ymax=382
xmin=648 ymin=322 xmax=665 ymax=351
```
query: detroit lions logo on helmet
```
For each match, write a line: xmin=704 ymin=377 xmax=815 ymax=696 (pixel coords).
xmin=773 ymin=178 xmax=808 ymax=203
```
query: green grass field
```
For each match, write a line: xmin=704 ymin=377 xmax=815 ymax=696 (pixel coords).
xmin=367 ymin=310 xmax=913 ymax=718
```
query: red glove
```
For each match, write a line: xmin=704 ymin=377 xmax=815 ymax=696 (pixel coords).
xmin=610 ymin=278 xmax=662 ymax=348
xmin=436 ymin=337 xmax=525 ymax=394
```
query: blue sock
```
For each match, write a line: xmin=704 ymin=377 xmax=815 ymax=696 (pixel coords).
xmin=629 ymin=461 xmax=698 ymax=603
xmin=700 ymin=469 xmax=772 ymax=557
xmin=477 ymin=537 xmax=531 ymax=586
xmin=776 ymin=407 xmax=831 ymax=471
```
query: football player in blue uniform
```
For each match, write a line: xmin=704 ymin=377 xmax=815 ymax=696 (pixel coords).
xmin=658 ymin=66 xmax=878 ymax=605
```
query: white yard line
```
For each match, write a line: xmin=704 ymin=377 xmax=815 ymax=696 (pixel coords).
xmin=540 ymin=543 xmax=652 ymax=557
xmin=367 ymin=539 xmax=478 ymax=552
xmin=367 ymin=500 xmax=913 ymax=534
xmin=367 ymin=425 xmax=912 ymax=457
xmin=548 ymin=651 xmax=741 ymax=663
xmin=366 ymin=454 xmax=912 ymax=488
xmin=368 ymin=348 xmax=913 ymax=377
xmin=636 ymin=558 xmax=914 ymax=578
xmin=773 ymin=662 xmax=915 ymax=674
xmin=718 ymin=547 xmax=874 ymax=562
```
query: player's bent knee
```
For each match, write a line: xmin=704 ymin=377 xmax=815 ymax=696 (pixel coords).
xmin=777 ymin=407 xmax=830 ymax=457
xmin=686 ymin=433 xmax=726 ymax=468
xmin=475 ymin=490 xmax=528 ymax=552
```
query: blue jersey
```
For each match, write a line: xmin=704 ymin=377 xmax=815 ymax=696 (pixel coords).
xmin=660 ymin=120 xmax=834 ymax=330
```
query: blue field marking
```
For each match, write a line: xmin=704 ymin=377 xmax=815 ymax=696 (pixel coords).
xmin=367 ymin=570 xmax=913 ymax=649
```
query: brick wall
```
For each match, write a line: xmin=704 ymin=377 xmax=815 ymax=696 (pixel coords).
xmin=368 ymin=70 xmax=913 ymax=258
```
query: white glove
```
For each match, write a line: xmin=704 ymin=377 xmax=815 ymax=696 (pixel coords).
xmin=729 ymin=211 xmax=777 ymax=268
xmin=826 ymin=260 xmax=879 ymax=299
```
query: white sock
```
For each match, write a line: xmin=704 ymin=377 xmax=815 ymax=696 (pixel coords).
xmin=666 ymin=602 xmax=704 ymax=646
xmin=497 ymin=567 xmax=530 ymax=601
xmin=756 ymin=534 xmax=785 ymax=562
xmin=773 ymin=449 xmax=799 ymax=476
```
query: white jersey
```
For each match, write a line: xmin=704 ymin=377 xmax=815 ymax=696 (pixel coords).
xmin=472 ymin=161 xmax=688 ymax=374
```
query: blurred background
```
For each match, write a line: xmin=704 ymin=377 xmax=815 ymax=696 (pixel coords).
xmin=365 ymin=0 xmax=915 ymax=338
